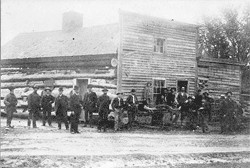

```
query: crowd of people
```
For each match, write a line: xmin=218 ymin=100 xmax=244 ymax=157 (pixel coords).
xmin=3 ymin=82 xmax=242 ymax=134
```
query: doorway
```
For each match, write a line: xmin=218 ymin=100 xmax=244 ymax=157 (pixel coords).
xmin=177 ymin=80 xmax=188 ymax=93
xmin=76 ymin=79 xmax=89 ymax=97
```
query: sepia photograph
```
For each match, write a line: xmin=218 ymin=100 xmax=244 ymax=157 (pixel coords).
xmin=1 ymin=0 xmax=250 ymax=167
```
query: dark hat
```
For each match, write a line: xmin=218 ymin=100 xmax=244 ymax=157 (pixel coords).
xmin=197 ymin=89 xmax=201 ymax=92
xmin=44 ymin=87 xmax=52 ymax=91
xmin=73 ymin=85 xmax=79 ymax=90
xmin=171 ymin=88 xmax=176 ymax=91
xmin=203 ymin=92 xmax=209 ymax=96
xmin=87 ymin=85 xmax=93 ymax=88
xmin=59 ymin=87 xmax=63 ymax=91
xmin=226 ymin=91 xmax=233 ymax=95
xmin=102 ymin=87 xmax=108 ymax=92
xmin=131 ymin=89 xmax=136 ymax=93
xmin=8 ymin=86 xmax=15 ymax=91
xmin=146 ymin=82 xmax=152 ymax=86
xmin=116 ymin=92 xmax=123 ymax=95
xmin=188 ymin=96 xmax=193 ymax=99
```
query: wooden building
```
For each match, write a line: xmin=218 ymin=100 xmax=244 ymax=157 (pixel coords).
xmin=1 ymin=11 xmax=244 ymax=111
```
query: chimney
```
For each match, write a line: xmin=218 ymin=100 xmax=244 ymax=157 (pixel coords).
xmin=62 ymin=11 xmax=83 ymax=32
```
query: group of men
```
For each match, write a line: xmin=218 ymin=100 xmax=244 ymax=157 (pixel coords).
xmin=4 ymin=83 xmax=241 ymax=134
xmin=3 ymin=84 xmax=140 ymax=133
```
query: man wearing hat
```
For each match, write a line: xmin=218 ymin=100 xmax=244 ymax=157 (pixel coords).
xmin=126 ymin=89 xmax=138 ymax=130
xmin=55 ymin=87 xmax=69 ymax=130
xmin=167 ymin=88 xmax=177 ymax=107
xmin=203 ymin=92 xmax=212 ymax=122
xmin=69 ymin=85 xmax=83 ymax=133
xmin=4 ymin=87 xmax=18 ymax=128
xmin=41 ymin=87 xmax=55 ymax=126
xmin=82 ymin=85 xmax=97 ymax=128
xmin=28 ymin=85 xmax=41 ymax=128
xmin=97 ymin=87 xmax=110 ymax=132
xmin=111 ymin=92 xmax=124 ymax=132
xmin=220 ymin=91 xmax=237 ymax=133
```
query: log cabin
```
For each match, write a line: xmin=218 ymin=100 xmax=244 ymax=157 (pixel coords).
xmin=1 ymin=11 xmax=245 ymax=114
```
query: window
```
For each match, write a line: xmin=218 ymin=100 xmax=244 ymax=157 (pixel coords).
xmin=154 ymin=38 xmax=165 ymax=53
xmin=177 ymin=80 xmax=189 ymax=93
xmin=153 ymin=79 xmax=166 ymax=104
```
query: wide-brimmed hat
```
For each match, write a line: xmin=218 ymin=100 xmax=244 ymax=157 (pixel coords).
xmin=73 ymin=85 xmax=79 ymax=90
xmin=58 ymin=87 xmax=64 ymax=91
xmin=44 ymin=87 xmax=52 ymax=91
xmin=8 ymin=86 xmax=15 ymax=91
xmin=226 ymin=91 xmax=233 ymax=95
xmin=102 ymin=87 xmax=108 ymax=92
xmin=33 ymin=84 xmax=39 ymax=89
xmin=131 ymin=89 xmax=136 ymax=93
xmin=116 ymin=92 xmax=123 ymax=95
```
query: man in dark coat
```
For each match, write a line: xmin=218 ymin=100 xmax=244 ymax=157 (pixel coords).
xmin=28 ymin=85 xmax=41 ymax=128
xmin=126 ymin=89 xmax=138 ymax=129
xmin=55 ymin=87 xmax=69 ymax=130
xmin=4 ymin=87 xmax=18 ymax=128
xmin=177 ymin=87 xmax=188 ymax=126
xmin=97 ymin=87 xmax=110 ymax=132
xmin=41 ymin=87 xmax=55 ymax=126
xmin=69 ymin=86 xmax=83 ymax=133
xmin=198 ymin=99 xmax=210 ymax=133
xmin=194 ymin=89 xmax=203 ymax=109
xmin=167 ymin=88 xmax=176 ymax=107
xmin=82 ymin=85 xmax=97 ymax=128
xmin=203 ymin=92 xmax=213 ymax=121
xmin=111 ymin=92 xmax=124 ymax=132
xmin=220 ymin=91 xmax=237 ymax=133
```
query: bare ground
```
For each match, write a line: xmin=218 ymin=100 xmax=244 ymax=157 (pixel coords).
xmin=1 ymin=118 xmax=250 ymax=168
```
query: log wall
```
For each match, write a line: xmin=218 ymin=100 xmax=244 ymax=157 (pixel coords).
xmin=198 ymin=59 xmax=242 ymax=101
xmin=119 ymin=12 xmax=198 ymax=100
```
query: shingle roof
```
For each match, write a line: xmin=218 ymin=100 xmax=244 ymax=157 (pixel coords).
xmin=1 ymin=23 xmax=119 ymax=59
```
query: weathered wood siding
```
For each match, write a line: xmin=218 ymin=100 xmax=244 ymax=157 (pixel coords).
xmin=198 ymin=59 xmax=242 ymax=100
xmin=119 ymin=12 xmax=198 ymax=100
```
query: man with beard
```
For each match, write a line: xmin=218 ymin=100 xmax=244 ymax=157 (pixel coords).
xmin=83 ymin=85 xmax=97 ymax=128
xmin=55 ymin=87 xmax=69 ymax=130
xmin=4 ymin=86 xmax=18 ymax=128
xmin=69 ymin=86 xmax=83 ymax=133
xmin=97 ymin=87 xmax=110 ymax=132
xmin=41 ymin=87 xmax=55 ymax=127
xmin=28 ymin=85 xmax=41 ymax=128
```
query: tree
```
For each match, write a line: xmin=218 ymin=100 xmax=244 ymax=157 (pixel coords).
xmin=199 ymin=6 xmax=250 ymax=63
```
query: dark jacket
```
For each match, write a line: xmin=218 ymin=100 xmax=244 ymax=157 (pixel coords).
xmin=194 ymin=94 xmax=203 ymax=108
xmin=126 ymin=94 xmax=138 ymax=106
xmin=28 ymin=92 xmax=41 ymax=110
xmin=4 ymin=93 xmax=18 ymax=113
xmin=70 ymin=93 xmax=83 ymax=110
xmin=83 ymin=91 xmax=97 ymax=112
xmin=167 ymin=93 xmax=175 ymax=106
xmin=97 ymin=94 xmax=110 ymax=112
xmin=112 ymin=97 xmax=124 ymax=110
xmin=55 ymin=94 xmax=69 ymax=115
xmin=176 ymin=92 xmax=188 ymax=105
xmin=41 ymin=94 xmax=55 ymax=111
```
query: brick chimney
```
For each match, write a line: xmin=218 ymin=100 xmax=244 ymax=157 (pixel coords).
xmin=62 ymin=11 xmax=83 ymax=32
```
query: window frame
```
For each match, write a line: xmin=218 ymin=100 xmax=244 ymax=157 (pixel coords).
xmin=153 ymin=38 xmax=165 ymax=53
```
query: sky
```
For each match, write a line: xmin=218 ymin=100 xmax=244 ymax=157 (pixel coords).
xmin=1 ymin=0 xmax=249 ymax=46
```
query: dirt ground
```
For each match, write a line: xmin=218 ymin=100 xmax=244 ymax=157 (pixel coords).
xmin=1 ymin=117 xmax=250 ymax=168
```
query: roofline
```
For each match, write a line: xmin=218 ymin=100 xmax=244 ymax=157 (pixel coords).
xmin=119 ymin=10 xmax=199 ymax=28
xmin=198 ymin=57 xmax=245 ymax=66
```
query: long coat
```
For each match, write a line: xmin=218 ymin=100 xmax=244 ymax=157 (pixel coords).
xmin=55 ymin=94 xmax=69 ymax=116
xmin=28 ymin=92 xmax=41 ymax=111
xmin=97 ymin=94 xmax=110 ymax=119
xmin=176 ymin=92 xmax=188 ymax=105
xmin=4 ymin=93 xmax=18 ymax=113
xmin=41 ymin=95 xmax=55 ymax=111
xmin=83 ymin=91 xmax=97 ymax=113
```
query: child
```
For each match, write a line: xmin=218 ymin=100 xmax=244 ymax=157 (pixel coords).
xmin=69 ymin=111 xmax=78 ymax=134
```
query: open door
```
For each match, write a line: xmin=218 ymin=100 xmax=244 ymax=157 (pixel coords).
xmin=177 ymin=80 xmax=188 ymax=93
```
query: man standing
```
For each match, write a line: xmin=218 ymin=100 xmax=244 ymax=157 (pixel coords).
xmin=83 ymin=85 xmax=97 ymax=128
xmin=97 ymin=87 xmax=110 ymax=132
xmin=167 ymin=88 xmax=176 ymax=107
xmin=220 ymin=91 xmax=237 ymax=133
xmin=176 ymin=87 xmax=188 ymax=126
xmin=4 ymin=87 xmax=18 ymax=128
xmin=55 ymin=87 xmax=69 ymax=130
xmin=194 ymin=89 xmax=203 ymax=109
xmin=41 ymin=87 xmax=55 ymax=126
xmin=126 ymin=89 xmax=138 ymax=130
xmin=28 ymin=85 xmax=41 ymax=128
xmin=112 ymin=92 xmax=124 ymax=132
xmin=203 ymin=92 xmax=213 ymax=122
xmin=69 ymin=86 xmax=83 ymax=133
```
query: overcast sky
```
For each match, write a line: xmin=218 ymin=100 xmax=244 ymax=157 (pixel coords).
xmin=1 ymin=0 xmax=249 ymax=46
